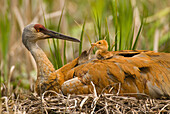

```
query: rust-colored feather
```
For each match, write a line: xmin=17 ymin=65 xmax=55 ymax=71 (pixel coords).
xmin=60 ymin=50 xmax=170 ymax=99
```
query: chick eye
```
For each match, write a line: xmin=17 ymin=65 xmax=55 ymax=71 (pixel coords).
xmin=98 ymin=42 xmax=101 ymax=44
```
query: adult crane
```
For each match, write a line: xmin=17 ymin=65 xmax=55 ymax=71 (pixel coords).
xmin=22 ymin=24 xmax=170 ymax=99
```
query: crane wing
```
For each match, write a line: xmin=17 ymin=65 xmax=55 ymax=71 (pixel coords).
xmin=60 ymin=50 xmax=170 ymax=98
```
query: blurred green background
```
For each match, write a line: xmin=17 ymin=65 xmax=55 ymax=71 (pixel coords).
xmin=0 ymin=0 xmax=169 ymax=96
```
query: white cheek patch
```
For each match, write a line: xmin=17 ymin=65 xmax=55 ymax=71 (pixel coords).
xmin=37 ymin=32 xmax=44 ymax=38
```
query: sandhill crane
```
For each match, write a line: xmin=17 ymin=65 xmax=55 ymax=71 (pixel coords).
xmin=22 ymin=24 xmax=80 ymax=94
xmin=22 ymin=24 xmax=170 ymax=99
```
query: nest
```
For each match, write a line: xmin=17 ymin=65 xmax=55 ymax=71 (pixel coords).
xmin=1 ymin=90 xmax=170 ymax=114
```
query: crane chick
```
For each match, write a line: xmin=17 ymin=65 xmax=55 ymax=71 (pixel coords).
xmin=91 ymin=40 xmax=114 ymax=60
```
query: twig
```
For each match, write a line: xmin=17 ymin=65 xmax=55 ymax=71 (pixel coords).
xmin=8 ymin=65 xmax=15 ymax=95
xmin=105 ymin=100 xmax=109 ymax=114
xmin=91 ymin=81 xmax=97 ymax=98
xmin=80 ymin=96 xmax=89 ymax=110
xmin=116 ymin=82 xmax=121 ymax=96
xmin=45 ymin=11 xmax=64 ymax=19
xmin=105 ymin=97 xmax=131 ymax=109
xmin=42 ymin=90 xmax=66 ymax=98
xmin=91 ymin=81 xmax=99 ymax=114
xmin=2 ymin=97 xmax=9 ymax=114
xmin=153 ymin=29 xmax=159 ymax=52
xmin=104 ymin=93 xmax=137 ymax=100
xmin=13 ymin=6 xmax=24 ymax=32
xmin=101 ymin=83 xmax=118 ymax=94
xmin=115 ymin=104 xmax=122 ymax=113
xmin=64 ymin=94 xmax=70 ymax=113
xmin=119 ymin=93 xmax=149 ymax=97
xmin=158 ymin=104 xmax=169 ymax=114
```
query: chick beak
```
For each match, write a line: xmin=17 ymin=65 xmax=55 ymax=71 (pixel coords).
xmin=91 ymin=43 xmax=97 ymax=47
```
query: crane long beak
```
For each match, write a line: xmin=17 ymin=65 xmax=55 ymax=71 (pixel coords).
xmin=43 ymin=29 xmax=80 ymax=43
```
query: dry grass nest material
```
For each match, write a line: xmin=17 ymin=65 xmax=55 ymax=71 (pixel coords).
xmin=1 ymin=90 xmax=170 ymax=114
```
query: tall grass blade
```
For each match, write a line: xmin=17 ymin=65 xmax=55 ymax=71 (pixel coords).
xmin=48 ymin=40 xmax=58 ymax=69
xmin=56 ymin=40 xmax=63 ymax=68
xmin=41 ymin=4 xmax=47 ymax=28
xmin=55 ymin=6 xmax=65 ymax=68
xmin=63 ymin=40 xmax=67 ymax=65
xmin=93 ymin=20 xmax=98 ymax=41
xmin=93 ymin=12 xmax=101 ymax=41
xmin=91 ymin=0 xmax=105 ymax=41
xmin=57 ymin=6 xmax=65 ymax=32
xmin=72 ymin=43 xmax=75 ymax=59
xmin=119 ymin=21 xmax=122 ymax=50
xmin=111 ymin=0 xmax=118 ymax=51
xmin=59 ymin=6 xmax=65 ymax=64
xmin=79 ymin=19 xmax=86 ymax=56
xmin=105 ymin=18 xmax=111 ymax=51
xmin=0 ymin=13 xmax=10 ymax=84
xmin=129 ymin=26 xmax=135 ymax=50
xmin=132 ymin=20 xmax=144 ymax=50
xmin=0 ymin=1 xmax=11 ymax=96
xmin=97 ymin=14 xmax=102 ymax=40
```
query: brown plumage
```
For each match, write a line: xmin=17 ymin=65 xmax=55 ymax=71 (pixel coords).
xmin=22 ymin=24 xmax=170 ymax=99
xmin=61 ymin=50 xmax=170 ymax=99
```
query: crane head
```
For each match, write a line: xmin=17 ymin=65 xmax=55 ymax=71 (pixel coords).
xmin=91 ymin=40 xmax=108 ymax=51
xmin=22 ymin=24 xmax=80 ymax=48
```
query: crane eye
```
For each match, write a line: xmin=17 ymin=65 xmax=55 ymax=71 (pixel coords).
xmin=36 ymin=28 xmax=44 ymax=32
